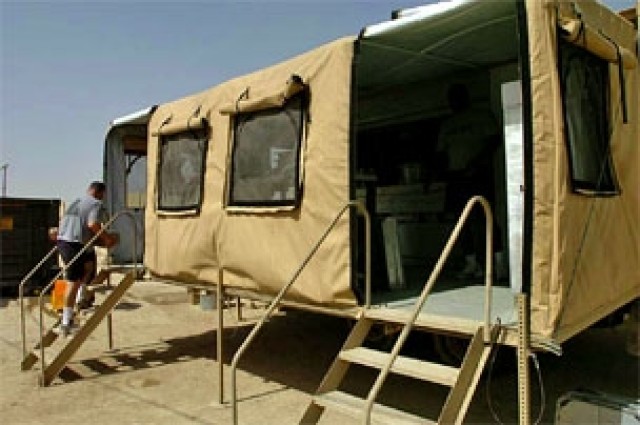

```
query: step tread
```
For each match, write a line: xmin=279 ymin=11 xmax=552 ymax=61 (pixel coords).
xmin=339 ymin=347 xmax=459 ymax=387
xmin=314 ymin=390 xmax=433 ymax=425
xmin=39 ymin=271 xmax=137 ymax=386
xmin=364 ymin=308 xmax=479 ymax=336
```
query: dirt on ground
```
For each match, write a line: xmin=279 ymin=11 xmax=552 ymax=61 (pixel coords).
xmin=1 ymin=279 xmax=638 ymax=425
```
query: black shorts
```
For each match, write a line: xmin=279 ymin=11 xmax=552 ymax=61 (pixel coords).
xmin=56 ymin=241 xmax=96 ymax=282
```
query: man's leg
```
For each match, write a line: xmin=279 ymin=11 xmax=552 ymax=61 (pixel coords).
xmin=57 ymin=241 xmax=83 ymax=332
xmin=76 ymin=257 xmax=96 ymax=309
xmin=62 ymin=279 xmax=81 ymax=328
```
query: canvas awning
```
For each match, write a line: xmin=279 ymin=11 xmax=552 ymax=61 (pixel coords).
xmin=110 ymin=106 xmax=156 ymax=127
xmin=358 ymin=0 xmax=518 ymax=90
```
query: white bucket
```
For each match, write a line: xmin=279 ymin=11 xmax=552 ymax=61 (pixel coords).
xmin=199 ymin=291 xmax=217 ymax=310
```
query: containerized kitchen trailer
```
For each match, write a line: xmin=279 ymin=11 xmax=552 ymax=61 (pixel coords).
xmin=101 ymin=0 xmax=638 ymax=423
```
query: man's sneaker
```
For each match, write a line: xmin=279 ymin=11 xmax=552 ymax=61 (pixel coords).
xmin=76 ymin=288 xmax=95 ymax=311
xmin=55 ymin=322 xmax=79 ymax=338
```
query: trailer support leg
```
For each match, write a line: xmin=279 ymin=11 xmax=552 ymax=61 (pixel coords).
xmin=517 ymin=293 xmax=531 ymax=425
xmin=216 ymin=271 xmax=225 ymax=405
xmin=107 ymin=271 xmax=113 ymax=351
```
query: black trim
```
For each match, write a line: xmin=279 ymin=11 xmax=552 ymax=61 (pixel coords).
xmin=516 ymin=0 xmax=534 ymax=296
xmin=614 ymin=43 xmax=628 ymax=124
xmin=600 ymin=32 xmax=629 ymax=124
xmin=349 ymin=37 xmax=364 ymax=305
xmin=226 ymin=91 xmax=307 ymax=209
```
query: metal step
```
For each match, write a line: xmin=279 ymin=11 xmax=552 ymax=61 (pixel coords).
xmin=364 ymin=308 xmax=479 ymax=336
xmin=21 ymin=327 xmax=59 ymax=371
xmin=314 ymin=391 xmax=432 ymax=425
xmin=40 ymin=272 xmax=136 ymax=386
xmin=339 ymin=347 xmax=459 ymax=387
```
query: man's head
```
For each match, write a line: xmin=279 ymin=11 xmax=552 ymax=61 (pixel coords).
xmin=447 ymin=83 xmax=471 ymax=113
xmin=88 ymin=181 xmax=106 ymax=200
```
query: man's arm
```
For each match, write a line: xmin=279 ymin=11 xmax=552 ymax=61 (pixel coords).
xmin=87 ymin=222 xmax=119 ymax=248
xmin=87 ymin=202 xmax=119 ymax=248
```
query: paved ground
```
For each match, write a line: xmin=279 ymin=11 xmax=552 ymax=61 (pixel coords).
xmin=1 ymin=280 xmax=637 ymax=424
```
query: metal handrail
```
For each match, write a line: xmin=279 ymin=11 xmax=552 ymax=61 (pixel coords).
xmin=362 ymin=195 xmax=494 ymax=424
xmin=19 ymin=246 xmax=59 ymax=359
xmin=230 ymin=200 xmax=371 ymax=425
xmin=27 ymin=210 xmax=138 ymax=382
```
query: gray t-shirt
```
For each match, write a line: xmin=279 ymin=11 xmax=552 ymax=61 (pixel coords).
xmin=57 ymin=195 xmax=107 ymax=244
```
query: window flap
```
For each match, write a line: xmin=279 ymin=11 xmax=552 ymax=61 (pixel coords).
xmin=152 ymin=116 xmax=209 ymax=137
xmin=558 ymin=17 xmax=636 ymax=70
xmin=220 ymin=75 xmax=306 ymax=115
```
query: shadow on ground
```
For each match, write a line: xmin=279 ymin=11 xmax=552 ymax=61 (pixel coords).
xmin=56 ymin=308 xmax=638 ymax=424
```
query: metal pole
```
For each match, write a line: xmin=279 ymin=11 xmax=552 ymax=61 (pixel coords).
xmin=236 ymin=297 xmax=242 ymax=322
xmin=106 ymin=272 xmax=113 ymax=350
xmin=1 ymin=163 xmax=8 ymax=197
xmin=517 ymin=293 xmax=531 ymax=425
xmin=217 ymin=269 xmax=225 ymax=405
xmin=231 ymin=202 xmax=353 ymax=424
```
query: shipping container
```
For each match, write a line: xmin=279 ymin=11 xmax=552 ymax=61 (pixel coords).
xmin=0 ymin=197 xmax=61 ymax=295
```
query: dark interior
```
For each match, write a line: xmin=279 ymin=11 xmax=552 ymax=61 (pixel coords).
xmin=351 ymin=0 xmax=521 ymax=302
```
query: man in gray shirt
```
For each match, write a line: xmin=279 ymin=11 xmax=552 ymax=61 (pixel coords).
xmin=56 ymin=181 xmax=118 ymax=335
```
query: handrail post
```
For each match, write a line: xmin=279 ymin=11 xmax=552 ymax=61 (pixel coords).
xmin=230 ymin=201 xmax=369 ymax=425
xmin=32 ymin=210 xmax=138 ymax=383
xmin=480 ymin=198 xmax=494 ymax=342
xmin=19 ymin=246 xmax=58 ymax=360
xmin=362 ymin=195 xmax=494 ymax=423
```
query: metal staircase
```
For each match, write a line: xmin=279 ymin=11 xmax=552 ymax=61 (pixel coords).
xmin=300 ymin=196 xmax=498 ymax=425
xmin=300 ymin=316 xmax=495 ymax=425
xmin=19 ymin=209 xmax=140 ymax=386
xmin=21 ymin=270 xmax=136 ymax=386
xmin=229 ymin=196 xmax=500 ymax=425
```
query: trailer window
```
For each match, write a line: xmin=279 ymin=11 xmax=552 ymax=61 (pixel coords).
xmin=228 ymin=93 xmax=305 ymax=208
xmin=157 ymin=130 xmax=207 ymax=211
xmin=559 ymin=41 xmax=619 ymax=196
xmin=125 ymin=154 xmax=147 ymax=209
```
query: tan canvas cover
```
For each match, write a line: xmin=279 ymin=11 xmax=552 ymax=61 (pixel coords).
xmin=142 ymin=0 xmax=637 ymax=341
xmin=526 ymin=0 xmax=639 ymax=341
xmin=145 ymin=38 xmax=357 ymax=307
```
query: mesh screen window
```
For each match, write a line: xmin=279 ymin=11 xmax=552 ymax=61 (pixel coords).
xmin=228 ymin=94 xmax=305 ymax=207
xmin=559 ymin=41 xmax=619 ymax=196
xmin=126 ymin=154 xmax=147 ymax=209
xmin=157 ymin=130 xmax=207 ymax=211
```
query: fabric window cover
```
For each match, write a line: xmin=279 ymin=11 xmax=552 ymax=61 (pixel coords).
xmin=228 ymin=92 xmax=306 ymax=208
xmin=157 ymin=128 xmax=208 ymax=212
xmin=559 ymin=40 xmax=619 ymax=196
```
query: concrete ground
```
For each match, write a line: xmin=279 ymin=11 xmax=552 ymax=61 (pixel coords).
xmin=1 ymin=280 xmax=637 ymax=425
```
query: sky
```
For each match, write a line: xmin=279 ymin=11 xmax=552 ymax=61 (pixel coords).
xmin=1 ymin=0 xmax=636 ymax=204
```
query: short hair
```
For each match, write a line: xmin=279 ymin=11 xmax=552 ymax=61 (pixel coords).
xmin=89 ymin=181 xmax=106 ymax=193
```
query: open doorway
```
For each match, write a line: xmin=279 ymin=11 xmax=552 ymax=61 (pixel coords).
xmin=104 ymin=106 xmax=156 ymax=265
xmin=352 ymin=0 xmax=522 ymax=308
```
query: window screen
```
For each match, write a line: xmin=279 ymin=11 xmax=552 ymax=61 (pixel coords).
xmin=157 ymin=130 xmax=207 ymax=211
xmin=559 ymin=40 xmax=619 ymax=196
xmin=126 ymin=153 xmax=147 ymax=209
xmin=228 ymin=93 xmax=305 ymax=207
